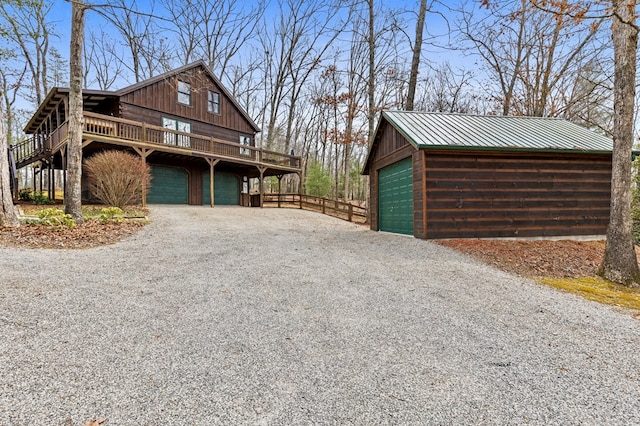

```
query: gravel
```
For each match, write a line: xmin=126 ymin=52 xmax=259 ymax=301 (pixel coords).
xmin=1 ymin=205 xmax=639 ymax=425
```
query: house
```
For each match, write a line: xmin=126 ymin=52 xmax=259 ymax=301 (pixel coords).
xmin=363 ymin=111 xmax=615 ymax=239
xmin=12 ymin=61 xmax=301 ymax=206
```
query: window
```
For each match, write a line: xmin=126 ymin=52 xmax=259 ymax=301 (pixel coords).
xmin=208 ymin=91 xmax=220 ymax=114
xmin=177 ymin=81 xmax=191 ymax=105
xmin=239 ymin=135 xmax=251 ymax=156
xmin=163 ymin=117 xmax=191 ymax=148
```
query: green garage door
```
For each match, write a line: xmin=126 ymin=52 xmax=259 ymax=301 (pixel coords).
xmin=148 ymin=166 xmax=188 ymax=204
xmin=203 ymin=171 xmax=240 ymax=205
xmin=378 ymin=157 xmax=413 ymax=235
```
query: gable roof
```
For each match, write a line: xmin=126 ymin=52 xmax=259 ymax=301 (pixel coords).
xmin=117 ymin=60 xmax=260 ymax=132
xmin=24 ymin=60 xmax=260 ymax=134
xmin=364 ymin=111 xmax=614 ymax=174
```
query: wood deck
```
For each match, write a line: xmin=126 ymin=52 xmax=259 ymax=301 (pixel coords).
xmin=13 ymin=112 xmax=301 ymax=173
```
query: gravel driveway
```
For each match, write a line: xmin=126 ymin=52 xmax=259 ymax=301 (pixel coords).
xmin=1 ymin=206 xmax=639 ymax=425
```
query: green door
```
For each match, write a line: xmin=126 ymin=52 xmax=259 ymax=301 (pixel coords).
xmin=203 ymin=171 xmax=240 ymax=205
xmin=148 ymin=166 xmax=188 ymax=204
xmin=378 ymin=157 xmax=413 ymax=235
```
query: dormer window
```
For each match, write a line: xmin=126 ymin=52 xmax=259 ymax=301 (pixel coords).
xmin=208 ymin=91 xmax=220 ymax=114
xmin=177 ymin=81 xmax=191 ymax=105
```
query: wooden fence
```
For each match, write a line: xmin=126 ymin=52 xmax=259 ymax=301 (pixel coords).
xmin=263 ymin=193 xmax=368 ymax=224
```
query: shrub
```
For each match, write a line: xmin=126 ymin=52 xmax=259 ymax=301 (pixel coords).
xmin=84 ymin=150 xmax=151 ymax=209
xmin=305 ymin=161 xmax=333 ymax=198
xmin=18 ymin=188 xmax=34 ymax=201
xmin=33 ymin=192 xmax=54 ymax=205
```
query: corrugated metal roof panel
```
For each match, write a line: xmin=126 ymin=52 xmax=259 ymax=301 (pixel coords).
xmin=383 ymin=111 xmax=613 ymax=152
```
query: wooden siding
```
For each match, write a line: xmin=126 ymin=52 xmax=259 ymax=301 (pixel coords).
xmin=119 ymin=103 xmax=253 ymax=144
xmin=424 ymin=151 xmax=612 ymax=239
xmin=368 ymin=123 xmax=414 ymax=231
xmin=119 ymin=67 xmax=256 ymax=136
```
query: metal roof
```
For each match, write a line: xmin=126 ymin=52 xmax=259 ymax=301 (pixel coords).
xmin=383 ymin=111 xmax=613 ymax=153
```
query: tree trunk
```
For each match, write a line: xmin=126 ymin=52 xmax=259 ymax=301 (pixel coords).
xmin=367 ymin=0 xmax=375 ymax=146
xmin=405 ymin=0 xmax=427 ymax=111
xmin=65 ymin=0 xmax=85 ymax=224
xmin=598 ymin=0 xmax=640 ymax=287
xmin=0 ymin=100 xmax=19 ymax=228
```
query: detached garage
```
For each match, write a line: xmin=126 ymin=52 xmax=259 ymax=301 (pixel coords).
xmin=363 ymin=111 xmax=616 ymax=239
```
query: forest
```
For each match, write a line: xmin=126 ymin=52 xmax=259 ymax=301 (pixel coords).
xmin=0 ymin=0 xmax=617 ymax=203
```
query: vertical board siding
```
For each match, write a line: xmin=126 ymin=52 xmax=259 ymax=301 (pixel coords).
xmin=119 ymin=67 xmax=255 ymax=136
xmin=424 ymin=151 xmax=612 ymax=238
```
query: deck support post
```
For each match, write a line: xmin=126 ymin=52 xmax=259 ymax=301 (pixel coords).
xmin=132 ymin=147 xmax=154 ymax=207
xmin=276 ymin=174 xmax=284 ymax=208
xmin=205 ymin=158 xmax=220 ymax=208
xmin=297 ymin=172 xmax=302 ymax=209
xmin=257 ymin=166 xmax=267 ymax=208
xmin=49 ymin=159 xmax=55 ymax=201
xmin=60 ymin=146 xmax=67 ymax=200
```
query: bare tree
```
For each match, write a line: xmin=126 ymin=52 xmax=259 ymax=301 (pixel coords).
xmin=100 ymin=0 xmax=165 ymax=83
xmin=598 ymin=0 xmax=640 ymax=286
xmin=65 ymin=0 xmax=86 ymax=223
xmin=460 ymin=0 xmax=604 ymax=118
xmin=85 ymin=30 xmax=125 ymax=90
xmin=165 ymin=0 xmax=265 ymax=84
xmin=405 ymin=0 xmax=428 ymax=111
xmin=260 ymin=0 xmax=347 ymax=151
xmin=0 ymin=91 xmax=19 ymax=227
xmin=0 ymin=0 xmax=55 ymax=105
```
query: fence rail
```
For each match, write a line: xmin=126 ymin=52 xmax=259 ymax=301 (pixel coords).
xmin=84 ymin=112 xmax=300 ymax=168
xmin=263 ymin=193 xmax=368 ymax=224
xmin=11 ymin=112 xmax=301 ymax=170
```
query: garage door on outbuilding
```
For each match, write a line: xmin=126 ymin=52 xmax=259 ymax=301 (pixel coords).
xmin=203 ymin=171 xmax=240 ymax=205
xmin=148 ymin=165 xmax=188 ymax=204
xmin=378 ymin=157 xmax=413 ymax=235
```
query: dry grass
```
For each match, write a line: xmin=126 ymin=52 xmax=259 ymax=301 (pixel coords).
xmin=538 ymin=276 xmax=640 ymax=313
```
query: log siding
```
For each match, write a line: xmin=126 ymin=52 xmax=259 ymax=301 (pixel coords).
xmin=423 ymin=151 xmax=612 ymax=239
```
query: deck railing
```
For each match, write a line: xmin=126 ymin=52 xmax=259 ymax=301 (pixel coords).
xmin=12 ymin=112 xmax=301 ymax=169
xmin=83 ymin=112 xmax=301 ymax=168
xmin=263 ymin=192 xmax=368 ymax=224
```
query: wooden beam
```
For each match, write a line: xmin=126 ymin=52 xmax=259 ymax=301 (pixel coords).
xmin=257 ymin=166 xmax=267 ymax=208
xmin=276 ymin=174 xmax=283 ymax=208
xmin=131 ymin=146 xmax=154 ymax=159
xmin=297 ymin=172 xmax=303 ymax=209
xmin=205 ymin=158 xmax=220 ymax=208
xmin=132 ymin=147 xmax=154 ymax=207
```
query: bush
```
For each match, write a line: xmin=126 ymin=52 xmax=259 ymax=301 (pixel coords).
xmin=305 ymin=161 xmax=333 ymax=198
xmin=18 ymin=188 xmax=34 ymax=201
xmin=33 ymin=192 xmax=54 ymax=205
xmin=84 ymin=150 xmax=151 ymax=209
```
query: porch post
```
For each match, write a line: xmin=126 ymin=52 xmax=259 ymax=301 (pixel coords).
xmin=132 ymin=147 xmax=154 ymax=208
xmin=276 ymin=174 xmax=283 ymax=208
xmin=257 ymin=166 xmax=267 ymax=208
xmin=205 ymin=158 xmax=220 ymax=208
xmin=297 ymin=172 xmax=303 ymax=209
xmin=61 ymin=146 xmax=67 ymax=200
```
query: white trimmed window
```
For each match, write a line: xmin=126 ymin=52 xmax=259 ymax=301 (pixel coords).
xmin=240 ymin=135 xmax=251 ymax=156
xmin=163 ymin=117 xmax=192 ymax=148
xmin=208 ymin=91 xmax=220 ymax=114
xmin=177 ymin=81 xmax=191 ymax=105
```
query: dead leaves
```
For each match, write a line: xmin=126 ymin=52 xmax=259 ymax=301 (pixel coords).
xmin=0 ymin=221 xmax=146 ymax=249
xmin=84 ymin=419 xmax=105 ymax=426
xmin=437 ymin=239 xmax=610 ymax=279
